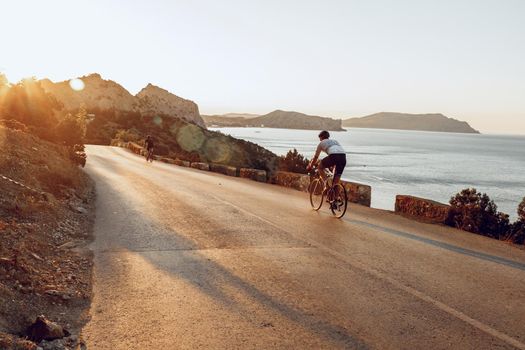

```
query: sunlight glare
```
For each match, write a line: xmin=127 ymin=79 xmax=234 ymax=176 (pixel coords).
xmin=69 ymin=78 xmax=85 ymax=91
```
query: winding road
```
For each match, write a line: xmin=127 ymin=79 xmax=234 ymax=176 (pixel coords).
xmin=81 ymin=145 xmax=525 ymax=349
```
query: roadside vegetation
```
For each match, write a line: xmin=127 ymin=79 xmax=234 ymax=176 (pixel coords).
xmin=85 ymin=107 xmax=279 ymax=171
xmin=447 ymin=189 xmax=524 ymax=245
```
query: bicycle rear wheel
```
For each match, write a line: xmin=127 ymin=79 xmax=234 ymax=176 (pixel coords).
xmin=329 ymin=183 xmax=348 ymax=218
xmin=309 ymin=178 xmax=324 ymax=210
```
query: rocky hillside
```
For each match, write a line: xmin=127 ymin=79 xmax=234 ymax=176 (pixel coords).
xmin=204 ymin=110 xmax=344 ymax=131
xmin=40 ymin=74 xmax=205 ymax=128
xmin=136 ymin=83 xmax=204 ymax=127
xmin=343 ymin=112 xmax=480 ymax=133
xmin=0 ymin=125 xmax=95 ymax=349
xmin=40 ymin=73 xmax=137 ymax=112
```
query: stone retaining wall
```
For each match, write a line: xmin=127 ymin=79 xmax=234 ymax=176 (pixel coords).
xmin=270 ymin=171 xmax=310 ymax=192
xmin=239 ymin=168 xmax=267 ymax=182
xmin=210 ymin=164 xmax=238 ymax=177
xmin=190 ymin=162 xmax=210 ymax=171
xmin=395 ymin=195 xmax=450 ymax=223
xmin=341 ymin=181 xmax=372 ymax=207
xmin=118 ymin=142 xmax=373 ymax=207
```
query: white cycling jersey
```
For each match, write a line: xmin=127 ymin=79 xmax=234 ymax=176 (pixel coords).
xmin=316 ymin=139 xmax=345 ymax=155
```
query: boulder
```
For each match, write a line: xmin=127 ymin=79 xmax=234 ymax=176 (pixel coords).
xmin=26 ymin=316 xmax=70 ymax=342
xmin=395 ymin=195 xmax=450 ymax=223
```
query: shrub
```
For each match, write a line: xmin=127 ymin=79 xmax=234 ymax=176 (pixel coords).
xmin=69 ymin=144 xmax=87 ymax=168
xmin=518 ymin=197 xmax=525 ymax=221
xmin=506 ymin=197 xmax=525 ymax=244
xmin=155 ymin=143 xmax=169 ymax=156
xmin=55 ymin=113 xmax=85 ymax=147
xmin=278 ymin=149 xmax=309 ymax=174
xmin=447 ymin=188 xmax=510 ymax=239
xmin=113 ymin=128 xmax=142 ymax=143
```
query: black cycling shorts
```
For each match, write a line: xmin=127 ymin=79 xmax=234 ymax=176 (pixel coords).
xmin=321 ymin=153 xmax=347 ymax=176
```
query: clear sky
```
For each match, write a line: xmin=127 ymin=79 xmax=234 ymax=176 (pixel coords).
xmin=2 ymin=0 xmax=524 ymax=134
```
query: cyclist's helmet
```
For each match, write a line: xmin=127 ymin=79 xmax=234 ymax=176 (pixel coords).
xmin=318 ymin=130 xmax=330 ymax=139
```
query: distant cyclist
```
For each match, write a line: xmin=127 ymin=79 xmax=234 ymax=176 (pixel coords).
xmin=306 ymin=130 xmax=346 ymax=186
xmin=144 ymin=135 xmax=154 ymax=162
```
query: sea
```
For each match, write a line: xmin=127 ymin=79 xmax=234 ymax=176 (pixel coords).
xmin=211 ymin=127 xmax=525 ymax=221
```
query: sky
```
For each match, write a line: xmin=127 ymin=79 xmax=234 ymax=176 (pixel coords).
xmin=2 ymin=0 xmax=524 ymax=134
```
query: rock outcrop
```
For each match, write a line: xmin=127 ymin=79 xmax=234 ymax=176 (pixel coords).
xmin=40 ymin=73 xmax=137 ymax=112
xmin=136 ymin=83 xmax=205 ymax=127
xmin=40 ymin=74 xmax=205 ymax=128
xmin=343 ymin=112 xmax=480 ymax=134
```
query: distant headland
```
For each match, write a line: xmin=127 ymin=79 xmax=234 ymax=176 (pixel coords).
xmin=343 ymin=112 xmax=480 ymax=134
xmin=204 ymin=110 xmax=479 ymax=134
xmin=203 ymin=110 xmax=345 ymax=131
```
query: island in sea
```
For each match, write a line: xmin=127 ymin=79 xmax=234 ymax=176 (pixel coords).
xmin=343 ymin=112 xmax=480 ymax=134
xmin=203 ymin=110 xmax=345 ymax=131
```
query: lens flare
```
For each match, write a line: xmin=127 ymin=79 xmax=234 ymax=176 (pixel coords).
xmin=69 ymin=78 xmax=85 ymax=91
xmin=176 ymin=124 xmax=204 ymax=152
xmin=202 ymin=137 xmax=232 ymax=163
xmin=153 ymin=115 xmax=163 ymax=126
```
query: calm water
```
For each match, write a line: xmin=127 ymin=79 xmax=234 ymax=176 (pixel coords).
xmin=212 ymin=127 xmax=525 ymax=220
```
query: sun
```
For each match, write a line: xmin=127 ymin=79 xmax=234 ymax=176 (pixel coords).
xmin=69 ymin=78 xmax=85 ymax=91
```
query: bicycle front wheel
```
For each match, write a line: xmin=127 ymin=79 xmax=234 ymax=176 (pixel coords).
xmin=309 ymin=178 xmax=324 ymax=210
xmin=329 ymin=183 xmax=348 ymax=218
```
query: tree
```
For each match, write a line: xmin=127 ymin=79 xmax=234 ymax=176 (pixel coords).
xmin=55 ymin=113 xmax=85 ymax=147
xmin=278 ymin=149 xmax=310 ymax=174
xmin=518 ymin=197 xmax=525 ymax=222
xmin=507 ymin=197 xmax=525 ymax=245
xmin=447 ymin=188 xmax=510 ymax=239
xmin=0 ymin=78 xmax=60 ymax=128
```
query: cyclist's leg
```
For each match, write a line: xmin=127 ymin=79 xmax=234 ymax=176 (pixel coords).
xmin=332 ymin=154 xmax=347 ymax=201
xmin=320 ymin=155 xmax=337 ymax=199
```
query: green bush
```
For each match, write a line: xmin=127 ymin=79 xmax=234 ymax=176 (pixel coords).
xmin=278 ymin=149 xmax=309 ymax=174
xmin=447 ymin=188 xmax=510 ymax=239
xmin=518 ymin=197 xmax=525 ymax=221
xmin=506 ymin=197 xmax=525 ymax=244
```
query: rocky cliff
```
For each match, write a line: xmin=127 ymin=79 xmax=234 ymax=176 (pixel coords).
xmin=40 ymin=74 xmax=205 ymax=128
xmin=343 ymin=112 xmax=480 ymax=134
xmin=40 ymin=73 xmax=137 ymax=112
xmin=136 ymin=84 xmax=204 ymax=127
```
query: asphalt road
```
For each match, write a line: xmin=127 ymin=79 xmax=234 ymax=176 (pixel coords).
xmin=82 ymin=145 xmax=525 ymax=350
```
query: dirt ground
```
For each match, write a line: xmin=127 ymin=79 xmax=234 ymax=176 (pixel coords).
xmin=0 ymin=126 xmax=95 ymax=350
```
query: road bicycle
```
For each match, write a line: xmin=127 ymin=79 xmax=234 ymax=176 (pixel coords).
xmin=308 ymin=166 xmax=348 ymax=218
xmin=145 ymin=148 xmax=154 ymax=162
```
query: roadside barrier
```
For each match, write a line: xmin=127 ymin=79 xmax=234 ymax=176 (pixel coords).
xmin=395 ymin=195 xmax=450 ymax=223
xmin=115 ymin=141 xmax=372 ymax=207
xmin=0 ymin=174 xmax=47 ymax=200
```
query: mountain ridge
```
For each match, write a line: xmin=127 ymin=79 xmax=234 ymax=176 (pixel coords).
xmin=40 ymin=73 xmax=205 ymax=128
xmin=343 ymin=112 xmax=479 ymax=134
xmin=204 ymin=110 xmax=344 ymax=131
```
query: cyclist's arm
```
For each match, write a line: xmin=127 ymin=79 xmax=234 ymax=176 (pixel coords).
xmin=307 ymin=144 xmax=322 ymax=169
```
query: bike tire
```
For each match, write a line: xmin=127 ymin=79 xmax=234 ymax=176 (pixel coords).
xmin=329 ymin=183 xmax=348 ymax=218
xmin=309 ymin=178 xmax=324 ymax=210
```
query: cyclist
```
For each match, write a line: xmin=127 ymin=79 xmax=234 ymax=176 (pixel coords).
xmin=306 ymin=130 xmax=347 ymax=188
xmin=144 ymin=135 xmax=154 ymax=162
